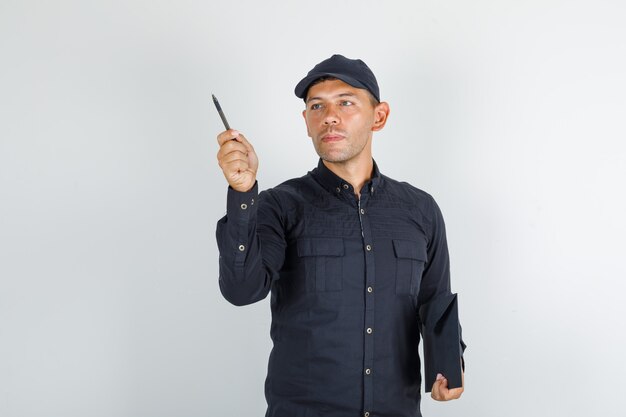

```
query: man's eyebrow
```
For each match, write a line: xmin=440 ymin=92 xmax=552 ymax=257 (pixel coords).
xmin=306 ymin=92 xmax=358 ymax=103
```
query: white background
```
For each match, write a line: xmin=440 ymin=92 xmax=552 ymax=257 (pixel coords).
xmin=1 ymin=1 xmax=625 ymax=416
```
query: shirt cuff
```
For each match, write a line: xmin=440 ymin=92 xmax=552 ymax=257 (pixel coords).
xmin=226 ymin=182 xmax=259 ymax=219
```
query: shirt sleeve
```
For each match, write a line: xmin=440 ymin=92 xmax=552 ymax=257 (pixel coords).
xmin=418 ymin=195 xmax=467 ymax=365
xmin=215 ymin=183 xmax=287 ymax=306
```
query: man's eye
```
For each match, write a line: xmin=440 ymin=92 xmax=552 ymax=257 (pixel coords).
xmin=341 ymin=101 xmax=354 ymax=106
xmin=310 ymin=103 xmax=322 ymax=110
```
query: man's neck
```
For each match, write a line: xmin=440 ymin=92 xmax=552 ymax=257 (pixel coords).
xmin=322 ymin=156 xmax=374 ymax=199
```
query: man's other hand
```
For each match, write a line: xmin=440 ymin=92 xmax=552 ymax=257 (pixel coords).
xmin=217 ymin=129 xmax=258 ymax=192
xmin=431 ymin=371 xmax=464 ymax=401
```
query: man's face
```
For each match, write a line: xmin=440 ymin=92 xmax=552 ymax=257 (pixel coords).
xmin=302 ymin=79 xmax=386 ymax=164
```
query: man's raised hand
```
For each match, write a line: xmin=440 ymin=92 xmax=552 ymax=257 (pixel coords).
xmin=216 ymin=129 xmax=258 ymax=192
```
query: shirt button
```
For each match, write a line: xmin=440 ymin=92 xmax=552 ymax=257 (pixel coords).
xmin=364 ymin=413 xmax=370 ymax=417
xmin=335 ymin=187 xmax=341 ymax=193
xmin=343 ymin=184 xmax=349 ymax=189
xmin=240 ymin=203 xmax=248 ymax=210
xmin=238 ymin=245 xmax=245 ymax=252
xmin=366 ymin=244 xmax=372 ymax=251
xmin=365 ymin=368 xmax=371 ymax=375
xmin=360 ymin=208 xmax=365 ymax=214
xmin=367 ymin=286 xmax=373 ymax=293
xmin=366 ymin=327 xmax=373 ymax=334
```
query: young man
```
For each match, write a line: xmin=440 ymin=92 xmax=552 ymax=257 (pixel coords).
xmin=216 ymin=54 xmax=465 ymax=417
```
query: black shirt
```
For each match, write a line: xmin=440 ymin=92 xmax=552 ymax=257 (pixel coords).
xmin=216 ymin=160 xmax=464 ymax=417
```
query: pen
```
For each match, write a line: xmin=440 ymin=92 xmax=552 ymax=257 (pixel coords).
xmin=212 ymin=94 xmax=231 ymax=131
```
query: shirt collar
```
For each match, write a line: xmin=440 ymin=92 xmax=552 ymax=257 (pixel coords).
xmin=311 ymin=158 xmax=383 ymax=196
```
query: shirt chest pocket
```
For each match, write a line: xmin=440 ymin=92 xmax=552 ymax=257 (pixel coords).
xmin=393 ymin=239 xmax=428 ymax=295
xmin=297 ymin=237 xmax=344 ymax=292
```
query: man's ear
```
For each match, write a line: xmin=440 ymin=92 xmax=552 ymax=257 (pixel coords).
xmin=371 ymin=102 xmax=390 ymax=132
xmin=302 ymin=109 xmax=312 ymax=137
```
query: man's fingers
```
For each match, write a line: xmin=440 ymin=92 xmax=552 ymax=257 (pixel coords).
xmin=217 ymin=141 xmax=248 ymax=161
xmin=216 ymin=129 xmax=253 ymax=150
xmin=440 ymin=375 xmax=449 ymax=390
xmin=431 ymin=373 xmax=461 ymax=401
xmin=217 ymin=132 xmax=255 ymax=159
xmin=217 ymin=129 xmax=240 ymax=146
xmin=236 ymin=133 xmax=255 ymax=153
xmin=442 ymin=387 xmax=464 ymax=401
xmin=217 ymin=144 xmax=257 ymax=176
xmin=219 ymin=152 xmax=249 ymax=172
xmin=431 ymin=373 xmax=445 ymax=401
xmin=229 ymin=133 xmax=259 ymax=173
xmin=431 ymin=372 xmax=464 ymax=402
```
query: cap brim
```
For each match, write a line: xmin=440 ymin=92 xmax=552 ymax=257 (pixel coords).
xmin=294 ymin=72 xmax=370 ymax=100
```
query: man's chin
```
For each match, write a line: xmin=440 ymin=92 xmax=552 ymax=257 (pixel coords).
xmin=315 ymin=146 xmax=349 ymax=162
xmin=319 ymin=153 xmax=349 ymax=163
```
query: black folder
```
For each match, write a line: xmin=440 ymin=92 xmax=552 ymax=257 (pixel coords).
xmin=419 ymin=293 xmax=464 ymax=392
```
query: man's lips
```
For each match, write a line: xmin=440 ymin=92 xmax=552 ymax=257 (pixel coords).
xmin=321 ymin=134 xmax=345 ymax=142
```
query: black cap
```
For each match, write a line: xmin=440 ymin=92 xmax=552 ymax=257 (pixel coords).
xmin=294 ymin=54 xmax=380 ymax=102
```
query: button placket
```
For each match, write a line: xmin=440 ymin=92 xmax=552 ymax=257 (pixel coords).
xmin=359 ymin=197 xmax=375 ymax=414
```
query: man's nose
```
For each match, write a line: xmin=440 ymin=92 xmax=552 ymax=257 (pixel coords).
xmin=323 ymin=105 xmax=339 ymax=125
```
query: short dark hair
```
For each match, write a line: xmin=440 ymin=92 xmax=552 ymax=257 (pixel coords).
xmin=305 ymin=76 xmax=380 ymax=107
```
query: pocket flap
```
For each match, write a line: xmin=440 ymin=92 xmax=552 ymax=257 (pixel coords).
xmin=297 ymin=237 xmax=344 ymax=257
xmin=393 ymin=239 xmax=427 ymax=261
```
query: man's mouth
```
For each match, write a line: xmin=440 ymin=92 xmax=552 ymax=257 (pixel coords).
xmin=321 ymin=133 xmax=345 ymax=142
